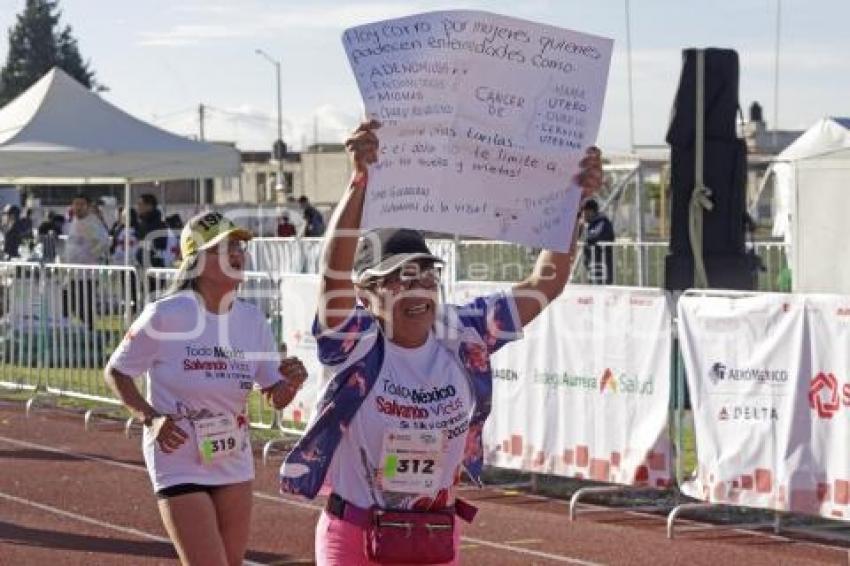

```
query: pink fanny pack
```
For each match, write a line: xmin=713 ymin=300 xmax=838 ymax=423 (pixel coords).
xmin=326 ymin=494 xmax=478 ymax=565
xmin=365 ymin=507 xmax=455 ymax=564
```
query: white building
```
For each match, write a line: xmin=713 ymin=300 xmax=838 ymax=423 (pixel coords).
xmin=213 ymin=144 xmax=352 ymax=207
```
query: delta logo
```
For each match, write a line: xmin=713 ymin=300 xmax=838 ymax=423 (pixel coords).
xmin=718 ymin=405 xmax=779 ymax=421
xmin=808 ymin=372 xmax=850 ymax=419
xmin=599 ymin=368 xmax=654 ymax=395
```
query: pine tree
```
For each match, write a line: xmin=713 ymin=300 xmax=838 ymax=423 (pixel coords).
xmin=0 ymin=0 xmax=100 ymax=107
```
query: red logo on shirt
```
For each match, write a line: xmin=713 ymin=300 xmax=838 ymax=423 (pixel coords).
xmin=376 ymin=396 xmax=428 ymax=419
xmin=183 ymin=359 xmax=228 ymax=371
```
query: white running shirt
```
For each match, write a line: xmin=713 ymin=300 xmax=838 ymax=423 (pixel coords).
xmin=326 ymin=332 xmax=473 ymax=510
xmin=108 ymin=291 xmax=281 ymax=491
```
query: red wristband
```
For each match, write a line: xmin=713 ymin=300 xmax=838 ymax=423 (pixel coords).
xmin=351 ymin=171 xmax=368 ymax=190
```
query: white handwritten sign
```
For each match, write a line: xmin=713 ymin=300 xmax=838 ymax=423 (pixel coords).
xmin=343 ymin=10 xmax=612 ymax=251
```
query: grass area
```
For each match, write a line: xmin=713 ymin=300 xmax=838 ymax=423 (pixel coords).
xmin=0 ymin=365 xmax=114 ymax=399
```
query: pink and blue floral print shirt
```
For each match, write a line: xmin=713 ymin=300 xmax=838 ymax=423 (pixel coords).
xmin=280 ymin=292 xmax=522 ymax=499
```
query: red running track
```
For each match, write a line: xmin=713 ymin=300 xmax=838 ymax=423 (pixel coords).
xmin=0 ymin=402 xmax=847 ymax=565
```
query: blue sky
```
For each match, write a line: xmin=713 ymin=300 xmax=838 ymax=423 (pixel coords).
xmin=0 ymin=0 xmax=847 ymax=153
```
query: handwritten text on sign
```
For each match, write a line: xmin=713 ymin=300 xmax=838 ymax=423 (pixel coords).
xmin=343 ymin=10 xmax=612 ymax=250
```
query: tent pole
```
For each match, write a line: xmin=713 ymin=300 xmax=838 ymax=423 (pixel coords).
xmin=124 ymin=181 xmax=131 ymax=267
xmin=124 ymin=180 xmax=132 ymax=324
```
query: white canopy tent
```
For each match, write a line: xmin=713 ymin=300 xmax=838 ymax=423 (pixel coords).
xmin=756 ymin=117 xmax=850 ymax=292
xmin=0 ymin=67 xmax=240 ymax=265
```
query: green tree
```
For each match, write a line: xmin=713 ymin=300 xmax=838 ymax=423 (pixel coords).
xmin=0 ymin=0 xmax=100 ymax=107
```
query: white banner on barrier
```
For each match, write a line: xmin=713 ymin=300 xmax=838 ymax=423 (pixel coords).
xmin=278 ymin=274 xmax=325 ymax=429
xmin=453 ymin=282 xmax=672 ymax=486
xmin=799 ymin=294 xmax=850 ymax=519
xmin=678 ymin=293 xmax=814 ymax=513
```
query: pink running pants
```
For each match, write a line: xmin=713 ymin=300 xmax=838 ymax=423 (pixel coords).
xmin=314 ymin=510 xmax=461 ymax=565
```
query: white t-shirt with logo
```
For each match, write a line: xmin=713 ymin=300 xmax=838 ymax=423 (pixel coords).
xmin=326 ymin=333 xmax=473 ymax=510
xmin=107 ymin=291 xmax=281 ymax=491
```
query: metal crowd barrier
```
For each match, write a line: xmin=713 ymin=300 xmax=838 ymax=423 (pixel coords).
xmin=246 ymin=237 xmax=789 ymax=292
xmin=0 ymin=261 xmax=141 ymax=425
xmin=0 ymin=262 xmax=285 ymax=434
xmin=246 ymin=238 xmax=316 ymax=274
xmin=569 ymin=241 xmax=789 ymax=291
xmin=0 ymin=261 xmax=42 ymax=392
xmin=0 ymin=242 xmax=794 ymax=480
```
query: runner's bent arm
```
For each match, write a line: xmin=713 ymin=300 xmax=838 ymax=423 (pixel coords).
xmin=104 ymin=366 xmax=158 ymax=423
xmin=104 ymin=366 xmax=188 ymax=452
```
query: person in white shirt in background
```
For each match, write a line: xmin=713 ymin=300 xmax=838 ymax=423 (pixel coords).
xmin=65 ymin=194 xmax=110 ymax=265
xmin=105 ymin=211 xmax=309 ymax=566
xmin=63 ymin=194 xmax=110 ymax=329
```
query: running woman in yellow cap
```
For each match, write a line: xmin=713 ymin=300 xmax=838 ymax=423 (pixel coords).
xmin=106 ymin=211 xmax=307 ymax=566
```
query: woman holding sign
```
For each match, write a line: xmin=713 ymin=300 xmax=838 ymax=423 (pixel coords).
xmin=280 ymin=120 xmax=602 ymax=565
xmin=105 ymin=212 xmax=308 ymax=566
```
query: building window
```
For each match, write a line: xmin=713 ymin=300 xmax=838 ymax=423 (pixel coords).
xmin=256 ymin=172 xmax=266 ymax=202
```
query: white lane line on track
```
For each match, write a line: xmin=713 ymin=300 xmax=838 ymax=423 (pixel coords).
xmin=460 ymin=536 xmax=602 ymax=565
xmin=0 ymin=489 xmax=268 ymax=566
xmin=1 ymin=435 xmax=143 ymax=471
xmin=472 ymin=485 xmax=850 ymax=556
xmin=0 ymin=434 xmax=606 ymax=565
xmin=9 ymin=432 xmax=850 ymax=559
xmin=0 ymin=437 xmax=269 ymax=565
xmin=0 ymin=490 xmax=265 ymax=566
xmin=0 ymin=490 xmax=172 ymax=543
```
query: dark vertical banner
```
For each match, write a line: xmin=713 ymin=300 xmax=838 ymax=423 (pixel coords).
xmin=664 ymin=48 xmax=754 ymax=291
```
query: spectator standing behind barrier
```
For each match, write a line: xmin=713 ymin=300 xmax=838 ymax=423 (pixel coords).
xmin=65 ymin=194 xmax=110 ymax=264
xmin=581 ymin=198 xmax=615 ymax=285
xmin=105 ymin=211 xmax=309 ymax=566
xmin=93 ymin=197 xmax=110 ymax=232
xmin=298 ymin=196 xmax=325 ymax=237
xmin=20 ymin=206 xmax=34 ymax=237
xmin=135 ymin=193 xmax=169 ymax=268
xmin=37 ymin=212 xmax=64 ymax=262
xmin=1 ymin=204 xmax=31 ymax=259
xmin=64 ymin=194 xmax=110 ymax=330
xmin=110 ymin=207 xmax=139 ymax=265
xmin=279 ymin=121 xmax=603 ymax=565
xmin=277 ymin=212 xmax=296 ymax=237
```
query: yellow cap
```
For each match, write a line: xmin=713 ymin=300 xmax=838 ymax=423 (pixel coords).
xmin=180 ymin=212 xmax=253 ymax=260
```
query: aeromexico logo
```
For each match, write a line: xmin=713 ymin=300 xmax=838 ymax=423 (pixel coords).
xmin=707 ymin=362 xmax=788 ymax=386
xmin=709 ymin=362 xmax=726 ymax=385
xmin=808 ymin=372 xmax=849 ymax=419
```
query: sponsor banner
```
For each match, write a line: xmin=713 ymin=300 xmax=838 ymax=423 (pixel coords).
xmin=453 ymin=282 xmax=673 ymax=487
xmin=678 ymin=293 xmax=815 ymax=514
xmin=279 ymin=274 xmax=325 ymax=429
xmin=803 ymin=295 xmax=850 ymax=519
